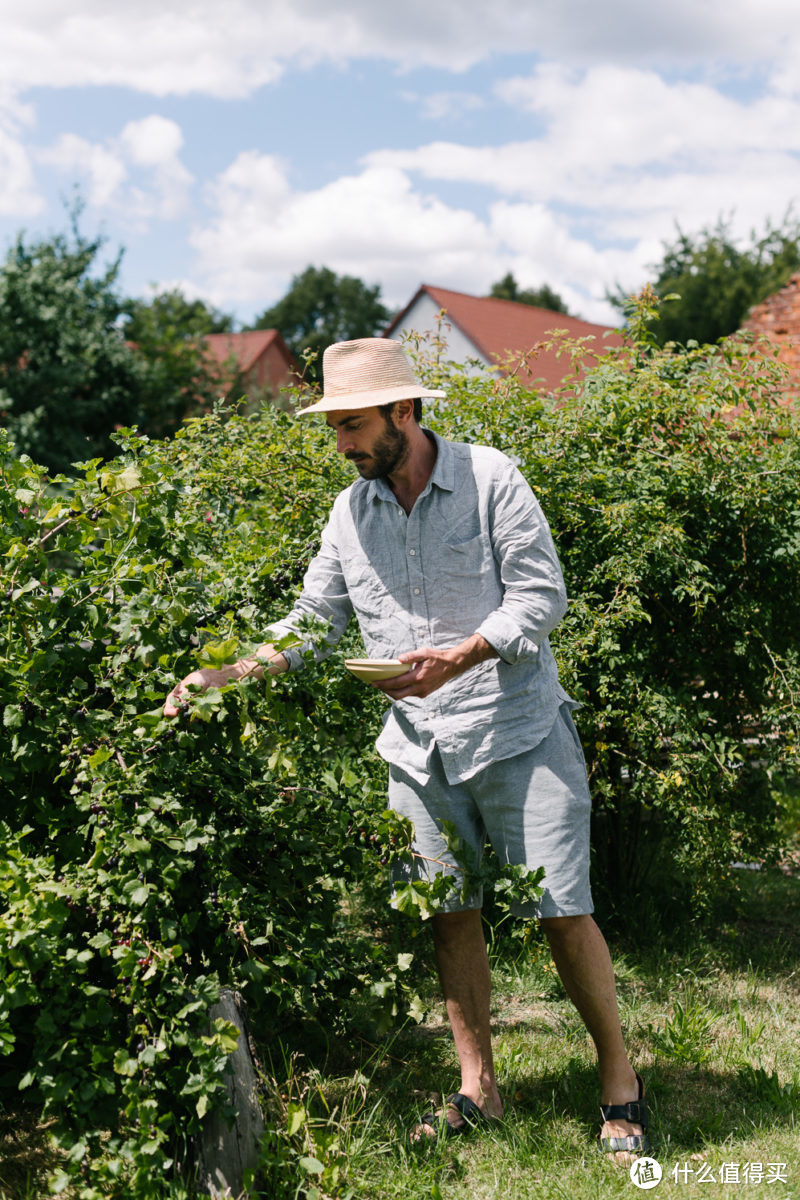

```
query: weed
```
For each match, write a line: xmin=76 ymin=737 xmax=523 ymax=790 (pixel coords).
xmin=649 ymin=996 xmax=720 ymax=1066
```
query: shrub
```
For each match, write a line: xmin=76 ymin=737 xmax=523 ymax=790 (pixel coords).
xmin=2 ymin=293 xmax=799 ymax=1190
xmin=422 ymin=293 xmax=800 ymax=919
xmin=0 ymin=412 xmax=413 ymax=1196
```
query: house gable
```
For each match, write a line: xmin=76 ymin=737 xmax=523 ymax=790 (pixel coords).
xmin=203 ymin=329 xmax=299 ymax=398
xmin=385 ymin=283 xmax=623 ymax=390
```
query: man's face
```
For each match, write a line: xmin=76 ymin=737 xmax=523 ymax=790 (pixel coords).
xmin=326 ymin=405 xmax=409 ymax=480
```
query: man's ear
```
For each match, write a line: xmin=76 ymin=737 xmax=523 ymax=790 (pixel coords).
xmin=392 ymin=397 xmax=416 ymax=427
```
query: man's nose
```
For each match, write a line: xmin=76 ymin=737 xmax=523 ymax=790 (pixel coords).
xmin=336 ymin=429 xmax=352 ymax=454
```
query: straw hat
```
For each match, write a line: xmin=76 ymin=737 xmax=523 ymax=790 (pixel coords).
xmin=297 ymin=338 xmax=446 ymax=415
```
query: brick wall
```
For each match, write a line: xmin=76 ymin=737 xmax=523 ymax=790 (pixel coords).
xmin=742 ymin=272 xmax=800 ymax=402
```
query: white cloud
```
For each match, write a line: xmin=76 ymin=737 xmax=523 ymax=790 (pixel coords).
xmin=0 ymin=129 xmax=44 ymax=217
xmin=188 ymin=150 xmax=649 ymax=324
xmin=119 ymin=115 xmax=184 ymax=168
xmin=0 ymin=87 xmax=43 ymax=217
xmin=191 ymin=155 xmax=499 ymax=312
xmin=119 ymin=117 xmax=194 ymax=219
xmin=365 ymin=60 xmax=800 ymax=300
xmin=486 ymin=202 xmax=660 ymax=321
xmin=399 ymin=89 xmax=486 ymax=122
xmin=2 ymin=1 xmax=800 ymax=100
xmin=374 ymin=63 xmax=800 ymax=202
xmin=38 ymin=133 xmax=127 ymax=207
xmin=496 ymin=63 xmax=800 ymax=165
xmin=5 ymin=2 xmax=797 ymax=327
xmin=35 ymin=115 xmax=194 ymax=223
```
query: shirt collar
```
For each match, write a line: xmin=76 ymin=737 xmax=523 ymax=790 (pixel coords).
xmin=368 ymin=429 xmax=455 ymax=504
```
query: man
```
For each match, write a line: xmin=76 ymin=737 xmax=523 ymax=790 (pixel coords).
xmin=164 ymin=338 xmax=648 ymax=1159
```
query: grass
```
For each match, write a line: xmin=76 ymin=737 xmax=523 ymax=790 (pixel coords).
xmin=257 ymin=864 xmax=800 ymax=1200
xmin=3 ymin=866 xmax=798 ymax=1199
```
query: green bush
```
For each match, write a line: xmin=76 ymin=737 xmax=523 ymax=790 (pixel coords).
xmin=2 ymin=292 xmax=799 ymax=1191
xmin=422 ymin=294 xmax=800 ymax=918
xmin=0 ymin=413 xmax=414 ymax=1196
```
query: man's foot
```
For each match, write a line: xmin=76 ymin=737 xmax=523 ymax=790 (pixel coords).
xmin=411 ymin=1090 xmax=502 ymax=1141
xmin=598 ymin=1071 xmax=649 ymax=1165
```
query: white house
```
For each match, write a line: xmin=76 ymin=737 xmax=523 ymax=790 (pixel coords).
xmin=384 ymin=284 xmax=623 ymax=391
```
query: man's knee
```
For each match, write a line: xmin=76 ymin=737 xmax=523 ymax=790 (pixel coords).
xmin=432 ymin=906 xmax=483 ymax=949
xmin=540 ymin=912 xmax=594 ymax=946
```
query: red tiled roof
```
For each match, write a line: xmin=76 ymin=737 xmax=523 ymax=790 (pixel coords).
xmin=203 ymin=329 xmax=284 ymax=373
xmin=385 ymin=284 xmax=623 ymax=388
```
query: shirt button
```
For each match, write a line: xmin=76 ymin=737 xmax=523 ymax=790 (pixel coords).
xmin=413 ymin=587 xmax=421 ymax=595
xmin=408 ymin=548 xmax=416 ymax=556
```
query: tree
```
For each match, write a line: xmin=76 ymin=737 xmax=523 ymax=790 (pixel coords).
xmin=489 ymin=272 xmax=570 ymax=314
xmin=122 ymin=288 xmax=234 ymax=343
xmin=609 ymin=213 xmax=800 ymax=346
xmin=121 ymin=289 xmax=239 ymax=436
xmin=0 ymin=226 xmax=146 ymax=475
xmin=250 ymin=265 xmax=390 ymax=381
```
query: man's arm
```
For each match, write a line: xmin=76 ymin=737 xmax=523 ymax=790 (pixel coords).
xmin=474 ymin=459 xmax=567 ymax=663
xmin=163 ymin=644 xmax=288 ymax=717
xmin=375 ymin=632 xmax=498 ymax=701
xmin=164 ymin=498 xmax=356 ymax=718
xmin=375 ymin=458 xmax=566 ymax=701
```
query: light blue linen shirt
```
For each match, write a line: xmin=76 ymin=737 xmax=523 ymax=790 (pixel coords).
xmin=269 ymin=431 xmax=572 ymax=785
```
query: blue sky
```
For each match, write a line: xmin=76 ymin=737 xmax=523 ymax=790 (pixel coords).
xmin=1 ymin=0 xmax=799 ymax=327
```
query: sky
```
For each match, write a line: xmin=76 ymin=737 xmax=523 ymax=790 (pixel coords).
xmin=1 ymin=0 xmax=799 ymax=328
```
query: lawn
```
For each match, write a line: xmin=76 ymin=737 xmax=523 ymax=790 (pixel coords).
xmin=267 ymin=864 xmax=800 ymax=1200
xmin=2 ymin=866 xmax=798 ymax=1200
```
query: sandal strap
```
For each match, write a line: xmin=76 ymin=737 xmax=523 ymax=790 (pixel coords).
xmin=420 ymin=1109 xmax=448 ymax=1136
xmin=599 ymin=1097 xmax=647 ymax=1127
xmin=445 ymin=1092 xmax=487 ymax=1125
xmin=600 ymin=1133 xmax=650 ymax=1153
xmin=599 ymin=1071 xmax=648 ymax=1130
xmin=418 ymin=1092 xmax=487 ymax=1139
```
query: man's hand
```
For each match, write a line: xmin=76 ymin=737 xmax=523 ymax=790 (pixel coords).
xmin=375 ymin=634 xmax=498 ymax=701
xmin=163 ymin=645 xmax=288 ymax=717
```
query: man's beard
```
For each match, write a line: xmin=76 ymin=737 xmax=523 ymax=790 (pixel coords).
xmin=347 ymin=420 xmax=408 ymax=480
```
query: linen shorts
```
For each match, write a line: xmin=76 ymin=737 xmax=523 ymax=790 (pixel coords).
xmin=388 ymin=703 xmax=593 ymax=918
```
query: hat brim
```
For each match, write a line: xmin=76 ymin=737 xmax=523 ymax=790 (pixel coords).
xmin=296 ymin=384 xmax=446 ymax=415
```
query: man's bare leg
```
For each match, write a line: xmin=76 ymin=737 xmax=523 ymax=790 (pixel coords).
xmin=541 ymin=913 xmax=644 ymax=1161
xmin=413 ymin=908 xmax=503 ymax=1138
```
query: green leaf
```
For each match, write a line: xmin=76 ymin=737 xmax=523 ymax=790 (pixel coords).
xmin=88 ymin=746 xmax=113 ymax=769
xmin=3 ymin=705 xmax=24 ymax=730
xmin=11 ymin=577 xmax=40 ymax=601
xmin=101 ymin=464 xmax=141 ymax=493
xmin=195 ymin=637 xmax=239 ymax=667
xmin=287 ymin=1103 xmax=307 ymax=1136
xmin=113 ymin=1049 xmax=138 ymax=1076
xmin=298 ymin=1156 xmax=324 ymax=1175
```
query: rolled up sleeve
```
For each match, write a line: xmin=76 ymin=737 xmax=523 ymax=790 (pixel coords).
xmin=476 ymin=463 xmax=567 ymax=664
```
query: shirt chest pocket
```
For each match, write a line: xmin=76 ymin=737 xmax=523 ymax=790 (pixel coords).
xmin=429 ymin=532 xmax=499 ymax=604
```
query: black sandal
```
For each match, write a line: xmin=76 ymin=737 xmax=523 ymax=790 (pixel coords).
xmin=418 ymin=1091 xmax=490 ymax=1139
xmin=598 ymin=1071 xmax=650 ymax=1156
